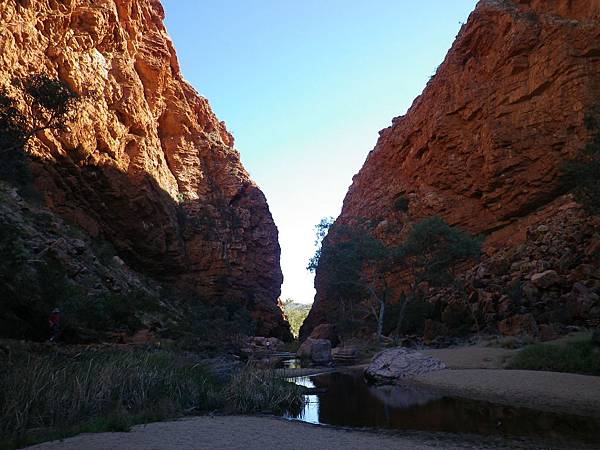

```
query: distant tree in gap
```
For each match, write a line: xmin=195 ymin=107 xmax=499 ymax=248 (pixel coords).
xmin=282 ymin=298 xmax=311 ymax=338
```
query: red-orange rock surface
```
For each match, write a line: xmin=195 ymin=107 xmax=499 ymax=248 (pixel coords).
xmin=303 ymin=0 xmax=600 ymax=338
xmin=0 ymin=0 xmax=289 ymax=338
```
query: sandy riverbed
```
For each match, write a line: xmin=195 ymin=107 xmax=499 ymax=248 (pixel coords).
xmin=412 ymin=345 xmax=600 ymax=417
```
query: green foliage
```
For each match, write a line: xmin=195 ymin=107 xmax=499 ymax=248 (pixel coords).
xmin=307 ymin=215 xmax=481 ymax=339
xmin=509 ymin=340 xmax=600 ymax=376
xmin=562 ymin=110 xmax=600 ymax=213
xmin=0 ymin=75 xmax=80 ymax=196
xmin=175 ymin=294 xmax=256 ymax=343
xmin=0 ymin=348 xmax=304 ymax=448
xmin=0 ymin=219 xmax=156 ymax=340
xmin=314 ymin=218 xmax=397 ymax=338
xmin=0 ymin=90 xmax=33 ymax=193
xmin=393 ymin=196 xmax=409 ymax=212
xmin=282 ymin=299 xmax=311 ymax=338
xmin=21 ymin=75 xmax=79 ymax=127
xmin=384 ymin=295 xmax=434 ymax=335
xmin=0 ymin=221 xmax=78 ymax=340
xmin=61 ymin=290 xmax=159 ymax=334
xmin=307 ymin=216 xmax=335 ymax=272
xmin=401 ymin=216 xmax=483 ymax=287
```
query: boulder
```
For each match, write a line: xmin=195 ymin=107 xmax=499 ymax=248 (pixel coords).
xmin=296 ymin=338 xmax=332 ymax=365
xmin=309 ymin=323 xmax=339 ymax=346
xmin=364 ymin=348 xmax=446 ymax=384
xmin=531 ymin=270 xmax=560 ymax=289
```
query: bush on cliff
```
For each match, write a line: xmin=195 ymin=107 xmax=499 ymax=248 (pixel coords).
xmin=0 ymin=74 xmax=80 ymax=197
xmin=562 ymin=111 xmax=600 ymax=213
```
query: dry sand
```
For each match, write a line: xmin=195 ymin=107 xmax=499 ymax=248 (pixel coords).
xmin=26 ymin=415 xmax=550 ymax=450
xmin=413 ymin=368 xmax=600 ymax=417
xmin=414 ymin=345 xmax=600 ymax=417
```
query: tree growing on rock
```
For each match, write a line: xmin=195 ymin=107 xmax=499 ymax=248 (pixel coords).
xmin=393 ymin=216 xmax=482 ymax=335
xmin=308 ymin=218 xmax=399 ymax=341
xmin=562 ymin=111 xmax=600 ymax=213
xmin=0 ymin=74 xmax=80 ymax=193
xmin=308 ymin=216 xmax=481 ymax=341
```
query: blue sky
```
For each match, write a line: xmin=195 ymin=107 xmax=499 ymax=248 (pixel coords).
xmin=161 ymin=0 xmax=478 ymax=304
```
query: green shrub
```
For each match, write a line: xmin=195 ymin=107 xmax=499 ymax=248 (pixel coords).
xmin=509 ymin=340 xmax=600 ymax=376
xmin=393 ymin=196 xmax=409 ymax=212
xmin=562 ymin=111 xmax=600 ymax=213
xmin=61 ymin=290 xmax=159 ymax=334
xmin=384 ymin=296 xmax=434 ymax=336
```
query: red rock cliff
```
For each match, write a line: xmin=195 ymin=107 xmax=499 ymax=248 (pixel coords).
xmin=303 ymin=0 xmax=600 ymax=338
xmin=0 ymin=0 xmax=290 ymax=339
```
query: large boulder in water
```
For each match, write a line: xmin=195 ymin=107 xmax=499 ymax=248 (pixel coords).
xmin=297 ymin=338 xmax=332 ymax=365
xmin=365 ymin=348 xmax=446 ymax=384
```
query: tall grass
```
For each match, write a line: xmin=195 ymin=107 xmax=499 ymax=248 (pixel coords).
xmin=0 ymin=349 xmax=303 ymax=449
xmin=227 ymin=366 xmax=304 ymax=414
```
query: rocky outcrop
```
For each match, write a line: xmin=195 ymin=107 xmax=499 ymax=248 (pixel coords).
xmin=303 ymin=0 xmax=600 ymax=339
xmin=0 ymin=1 xmax=289 ymax=338
xmin=296 ymin=338 xmax=332 ymax=365
xmin=365 ymin=348 xmax=446 ymax=384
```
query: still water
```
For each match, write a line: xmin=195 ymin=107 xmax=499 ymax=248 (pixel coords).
xmin=285 ymin=370 xmax=600 ymax=446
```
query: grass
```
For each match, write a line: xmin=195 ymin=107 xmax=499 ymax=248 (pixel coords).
xmin=226 ymin=366 xmax=304 ymax=414
xmin=508 ymin=339 xmax=600 ymax=376
xmin=0 ymin=348 xmax=304 ymax=449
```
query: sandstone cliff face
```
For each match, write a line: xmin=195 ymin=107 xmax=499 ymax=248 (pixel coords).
xmin=303 ymin=0 xmax=600 ymax=339
xmin=0 ymin=0 xmax=289 ymax=339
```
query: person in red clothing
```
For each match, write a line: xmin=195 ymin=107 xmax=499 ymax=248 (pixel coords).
xmin=48 ymin=308 xmax=61 ymax=342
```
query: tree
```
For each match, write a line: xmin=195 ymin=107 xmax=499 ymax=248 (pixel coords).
xmin=393 ymin=216 xmax=482 ymax=334
xmin=308 ymin=215 xmax=482 ymax=341
xmin=282 ymin=299 xmax=311 ymax=338
xmin=0 ymin=74 xmax=80 ymax=192
xmin=562 ymin=112 xmax=600 ymax=213
xmin=308 ymin=218 xmax=399 ymax=341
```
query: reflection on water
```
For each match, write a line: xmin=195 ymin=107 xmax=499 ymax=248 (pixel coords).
xmin=285 ymin=370 xmax=600 ymax=446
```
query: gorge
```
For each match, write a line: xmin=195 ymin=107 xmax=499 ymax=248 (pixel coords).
xmin=0 ymin=0 xmax=290 ymax=341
